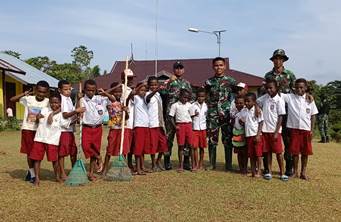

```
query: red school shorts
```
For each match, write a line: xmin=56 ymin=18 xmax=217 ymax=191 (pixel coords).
xmin=82 ymin=126 xmax=103 ymax=159
xmin=133 ymin=127 xmax=150 ymax=156
xmin=106 ymin=128 xmax=132 ymax=156
xmin=149 ymin=127 xmax=168 ymax=154
xmin=20 ymin=129 xmax=36 ymax=155
xmin=246 ymin=135 xmax=264 ymax=158
xmin=176 ymin=123 xmax=193 ymax=146
xmin=289 ymin=129 xmax=313 ymax=155
xmin=30 ymin=141 xmax=58 ymax=162
xmin=192 ymin=130 xmax=207 ymax=149
xmin=59 ymin=132 xmax=77 ymax=157
xmin=262 ymin=132 xmax=283 ymax=154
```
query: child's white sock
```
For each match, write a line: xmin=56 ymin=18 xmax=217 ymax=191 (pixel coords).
xmin=29 ymin=168 xmax=35 ymax=177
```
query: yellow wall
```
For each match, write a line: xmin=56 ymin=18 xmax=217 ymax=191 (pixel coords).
xmin=0 ymin=72 xmax=25 ymax=119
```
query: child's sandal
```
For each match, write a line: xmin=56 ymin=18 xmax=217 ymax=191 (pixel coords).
xmin=280 ymin=175 xmax=289 ymax=182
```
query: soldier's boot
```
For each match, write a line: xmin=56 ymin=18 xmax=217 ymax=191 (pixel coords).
xmin=164 ymin=153 xmax=172 ymax=170
xmin=224 ymin=144 xmax=233 ymax=171
xmin=263 ymin=155 xmax=269 ymax=175
xmin=208 ymin=144 xmax=217 ymax=170
xmin=284 ymin=151 xmax=293 ymax=177
xmin=326 ymin=136 xmax=330 ymax=143
xmin=183 ymin=146 xmax=191 ymax=170
xmin=319 ymin=136 xmax=326 ymax=143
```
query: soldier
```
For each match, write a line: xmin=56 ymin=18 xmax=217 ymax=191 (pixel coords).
xmin=317 ymin=98 xmax=330 ymax=143
xmin=264 ymin=49 xmax=296 ymax=176
xmin=204 ymin=57 xmax=236 ymax=171
xmin=163 ymin=61 xmax=192 ymax=170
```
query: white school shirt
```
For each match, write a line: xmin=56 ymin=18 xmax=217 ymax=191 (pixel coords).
xmin=240 ymin=106 xmax=264 ymax=137
xmin=257 ymin=94 xmax=286 ymax=133
xmin=190 ymin=102 xmax=207 ymax=130
xmin=61 ymin=94 xmax=75 ymax=132
xmin=231 ymin=109 xmax=244 ymax=130
xmin=169 ymin=101 xmax=192 ymax=123
xmin=19 ymin=96 xmax=49 ymax=131
xmin=146 ymin=91 xmax=165 ymax=128
xmin=281 ymin=93 xmax=318 ymax=131
xmin=80 ymin=95 xmax=109 ymax=126
xmin=34 ymin=108 xmax=71 ymax=146
xmin=133 ymin=95 xmax=149 ymax=128
xmin=126 ymin=100 xmax=134 ymax=129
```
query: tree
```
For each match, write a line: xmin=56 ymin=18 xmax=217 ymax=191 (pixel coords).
xmin=50 ymin=63 xmax=83 ymax=83
xmin=71 ymin=45 xmax=93 ymax=74
xmin=2 ymin=50 xmax=21 ymax=59
xmin=25 ymin=56 xmax=56 ymax=74
xmin=90 ymin=65 xmax=101 ymax=78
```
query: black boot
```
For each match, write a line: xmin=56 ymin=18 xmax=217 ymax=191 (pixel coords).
xmin=208 ymin=144 xmax=216 ymax=170
xmin=326 ymin=136 xmax=330 ymax=143
xmin=224 ymin=144 xmax=233 ymax=171
xmin=164 ymin=155 xmax=172 ymax=170
xmin=319 ymin=136 xmax=326 ymax=143
xmin=263 ymin=155 xmax=269 ymax=175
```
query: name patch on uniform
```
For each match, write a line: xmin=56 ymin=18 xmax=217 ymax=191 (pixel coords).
xmin=270 ymin=104 xmax=275 ymax=111
xmin=306 ymin=108 xmax=310 ymax=114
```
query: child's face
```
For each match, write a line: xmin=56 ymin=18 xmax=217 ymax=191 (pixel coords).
xmin=35 ymin=86 xmax=49 ymax=101
xmin=112 ymin=87 xmax=122 ymax=100
xmin=84 ymin=84 xmax=96 ymax=98
xmin=148 ymin=80 xmax=159 ymax=91
xmin=50 ymin=97 xmax=61 ymax=111
xmin=245 ymin=96 xmax=255 ymax=109
xmin=213 ymin=60 xmax=226 ymax=76
xmin=235 ymin=98 xmax=245 ymax=111
xmin=197 ymin=92 xmax=206 ymax=104
xmin=266 ymin=82 xmax=278 ymax=97
xmin=237 ymin=87 xmax=247 ymax=97
xmin=137 ymin=85 xmax=147 ymax=97
xmin=179 ymin=92 xmax=190 ymax=104
xmin=295 ymin=82 xmax=307 ymax=96
xmin=59 ymin=84 xmax=72 ymax=97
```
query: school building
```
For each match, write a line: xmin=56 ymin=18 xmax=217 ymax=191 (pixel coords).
xmin=0 ymin=53 xmax=59 ymax=120
xmin=81 ymin=58 xmax=264 ymax=92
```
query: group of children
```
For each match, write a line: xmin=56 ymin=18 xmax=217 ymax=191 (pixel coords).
xmin=14 ymin=69 xmax=318 ymax=185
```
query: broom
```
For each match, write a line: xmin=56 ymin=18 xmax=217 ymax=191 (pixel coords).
xmin=105 ymin=57 xmax=133 ymax=181
xmin=65 ymin=82 xmax=89 ymax=186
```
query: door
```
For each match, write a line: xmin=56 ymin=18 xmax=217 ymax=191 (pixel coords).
xmin=5 ymin=82 xmax=16 ymax=117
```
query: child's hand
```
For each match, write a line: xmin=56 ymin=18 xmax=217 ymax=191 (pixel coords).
xmin=273 ymin=132 xmax=279 ymax=140
xmin=36 ymin=113 xmax=44 ymax=120
xmin=76 ymin=107 xmax=86 ymax=114
xmin=194 ymin=110 xmax=199 ymax=117
xmin=47 ymin=113 xmax=54 ymax=125
xmin=306 ymin=93 xmax=314 ymax=104
xmin=254 ymin=105 xmax=261 ymax=118
xmin=77 ymin=92 xmax=84 ymax=99
xmin=98 ymin=88 xmax=105 ymax=95
xmin=24 ymin=89 xmax=33 ymax=96
xmin=122 ymin=106 xmax=128 ymax=112
xmin=170 ymin=75 xmax=177 ymax=82
xmin=255 ymin=135 xmax=261 ymax=143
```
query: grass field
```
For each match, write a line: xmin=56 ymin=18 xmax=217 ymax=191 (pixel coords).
xmin=0 ymin=128 xmax=340 ymax=221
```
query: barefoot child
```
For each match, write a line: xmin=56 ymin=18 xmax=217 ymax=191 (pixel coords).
xmin=10 ymin=81 xmax=50 ymax=182
xmin=257 ymin=79 xmax=287 ymax=181
xmin=240 ymin=93 xmax=264 ymax=177
xmin=131 ymin=83 xmax=150 ymax=175
xmin=58 ymin=80 xmax=85 ymax=180
xmin=190 ymin=88 xmax=207 ymax=171
xmin=101 ymin=82 xmax=131 ymax=175
xmin=79 ymin=79 xmax=115 ymax=181
xmin=230 ymin=96 xmax=248 ymax=175
xmin=281 ymin=78 xmax=318 ymax=180
xmin=30 ymin=92 xmax=71 ymax=185
xmin=145 ymin=76 xmax=168 ymax=172
xmin=169 ymin=89 xmax=193 ymax=172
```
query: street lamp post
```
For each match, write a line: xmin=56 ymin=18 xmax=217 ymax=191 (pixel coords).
xmin=188 ymin=27 xmax=226 ymax=56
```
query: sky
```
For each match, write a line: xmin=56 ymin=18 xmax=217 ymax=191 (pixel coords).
xmin=1 ymin=0 xmax=340 ymax=84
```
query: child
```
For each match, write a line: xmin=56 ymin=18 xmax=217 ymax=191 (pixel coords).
xmin=102 ymin=82 xmax=131 ymax=175
xmin=230 ymin=82 xmax=248 ymax=115
xmin=131 ymin=83 xmax=150 ymax=175
xmin=169 ymin=89 xmax=193 ymax=172
xmin=79 ymin=79 xmax=115 ymax=181
xmin=230 ymin=96 xmax=248 ymax=175
xmin=10 ymin=80 xmax=50 ymax=182
xmin=240 ymin=93 xmax=264 ymax=177
xmin=29 ymin=92 xmax=71 ymax=186
xmin=145 ymin=76 xmax=168 ymax=172
xmin=189 ymin=88 xmax=207 ymax=171
xmin=58 ymin=80 xmax=85 ymax=180
xmin=281 ymin=78 xmax=318 ymax=180
xmin=257 ymin=79 xmax=287 ymax=181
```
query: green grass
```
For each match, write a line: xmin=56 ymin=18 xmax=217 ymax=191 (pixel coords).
xmin=0 ymin=128 xmax=340 ymax=221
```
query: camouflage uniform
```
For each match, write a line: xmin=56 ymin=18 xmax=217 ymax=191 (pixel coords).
xmin=264 ymin=67 xmax=296 ymax=176
xmin=162 ymin=77 xmax=192 ymax=169
xmin=317 ymin=100 xmax=330 ymax=143
xmin=204 ymin=75 xmax=236 ymax=170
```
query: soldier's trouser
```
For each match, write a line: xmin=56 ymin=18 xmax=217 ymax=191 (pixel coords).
xmin=318 ymin=115 xmax=329 ymax=140
xmin=207 ymin=122 xmax=232 ymax=170
xmin=164 ymin=116 xmax=190 ymax=169
xmin=282 ymin=124 xmax=292 ymax=175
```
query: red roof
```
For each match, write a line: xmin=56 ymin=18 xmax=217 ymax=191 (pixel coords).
xmin=80 ymin=58 xmax=264 ymax=89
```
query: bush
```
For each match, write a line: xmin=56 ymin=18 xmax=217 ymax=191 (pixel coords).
xmin=0 ymin=117 xmax=20 ymax=131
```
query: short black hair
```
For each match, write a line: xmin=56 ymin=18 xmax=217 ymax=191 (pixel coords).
xmin=58 ymin=80 xmax=70 ymax=89
xmin=110 ymin=81 xmax=119 ymax=88
xmin=245 ymin=92 xmax=256 ymax=101
xmin=196 ymin=87 xmax=206 ymax=95
xmin=84 ymin=79 xmax=96 ymax=89
xmin=212 ymin=57 xmax=226 ymax=65
xmin=49 ymin=91 xmax=61 ymax=101
xmin=36 ymin=80 xmax=50 ymax=89
xmin=295 ymin=78 xmax=308 ymax=86
xmin=136 ymin=82 xmax=146 ymax=88
xmin=147 ymin=76 xmax=158 ymax=85
xmin=180 ymin=88 xmax=190 ymax=97
xmin=265 ymin=78 xmax=279 ymax=88
xmin=235 ymin=95 xmax=245 ymax=101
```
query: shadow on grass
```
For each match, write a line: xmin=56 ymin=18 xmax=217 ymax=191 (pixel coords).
xmin=7 ymin=168 xmax=58 ymax=182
